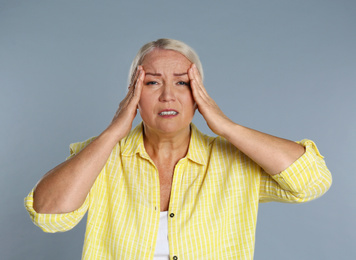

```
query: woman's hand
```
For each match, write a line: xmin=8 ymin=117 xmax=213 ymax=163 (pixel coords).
xmin=33 ymin=66 xmax=145 ymax=214
xmin=109 ymin=66 xmax=145 ymax=139
xmin=188 ymin=63 xmax=304 ymax=175
xmin=188 ymin=64 xmax=234 ymax=137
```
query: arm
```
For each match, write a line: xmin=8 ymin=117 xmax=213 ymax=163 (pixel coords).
xmin=259 ymin=139 xmax=332 ymax=203
xmin=188 ymin=64 xmax=331 ymax=201
xmin=218 ymin=124 xmax=305 ymax=176
xmin=189 ymin=64 xmax=306 ymax=176
xmin=32 ymin=67 xmax=145 ymax=214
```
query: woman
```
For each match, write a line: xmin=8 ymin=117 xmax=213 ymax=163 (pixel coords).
xmin=25 ymin=39 xmax=332 ymax=259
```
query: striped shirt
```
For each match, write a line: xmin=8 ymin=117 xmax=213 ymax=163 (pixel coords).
xmin=25 ymin=123 xmax=332 ymax=259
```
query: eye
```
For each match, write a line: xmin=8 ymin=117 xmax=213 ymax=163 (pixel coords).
xmin=177 ymin=81 xmax=190 ymax=87
xmin=146 ymin=81 xmax=158 ymax=85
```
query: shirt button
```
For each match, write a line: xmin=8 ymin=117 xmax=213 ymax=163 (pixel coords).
xmin=173 ymin=256 xmax=178 ymax=260
xmin=170 ymin=213 xmax=175 ymax=218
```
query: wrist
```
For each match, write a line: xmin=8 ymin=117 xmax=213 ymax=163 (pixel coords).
xmin=101 ymin=123 xmax=128 ymax=145
xmin=213 ymin=117 xmax=236 ymax=138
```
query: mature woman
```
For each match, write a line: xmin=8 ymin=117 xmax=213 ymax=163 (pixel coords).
xmin=25 ymin=39 xmax=332 ymax=259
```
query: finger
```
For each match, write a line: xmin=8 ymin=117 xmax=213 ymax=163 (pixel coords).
xmin=189 ymin=65 xmax=208 ymax=101
xmin=189 ymin=65 xmax=203 ymax=91
xmin=132 ymin=69 xmax=144 ymax=100
xmin=120 ymin=70 xmax=142 ymax=109
xmin=188 ymin=64 xmax=200 ymax=84
xmin=188 ymin=65 xmax=200 ymax=89
xmin=123 ymin=69 xmax=144 ymax=111
xmin=129 ymin=66 xmax=142 ymax=90
xmin=192 ymin=64 xmax=203 ymax=83
xmin=191 ymin=64 xmax=209 ymax=95
xmin=188 ymin=68 xmax=203 ymax=102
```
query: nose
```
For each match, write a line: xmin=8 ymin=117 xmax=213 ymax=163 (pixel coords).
xmin=159 ymin=84 xmax=176 ymax=102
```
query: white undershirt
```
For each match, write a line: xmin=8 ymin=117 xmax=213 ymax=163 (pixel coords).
xmin=153 ymin=211 xmax=170 ymax=259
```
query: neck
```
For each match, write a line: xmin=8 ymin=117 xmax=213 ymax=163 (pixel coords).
xmin=142 ymin=124 xmax=191 ymax=160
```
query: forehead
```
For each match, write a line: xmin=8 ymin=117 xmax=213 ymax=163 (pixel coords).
xmin=142 ymin=49 xmax=191 ymax=71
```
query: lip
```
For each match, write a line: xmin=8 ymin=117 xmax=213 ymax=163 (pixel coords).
xmin=158 ymin=109 xmax=179 ymax=117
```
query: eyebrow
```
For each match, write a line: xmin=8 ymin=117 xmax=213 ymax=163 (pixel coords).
xmin=145 ymin=73 xmax=161 ymax=76
xmin=145 ymin=72 xmax=188 ymax=77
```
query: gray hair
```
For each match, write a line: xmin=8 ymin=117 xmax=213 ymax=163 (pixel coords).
xmin=128 ymin=38 xmax=204 ymax=85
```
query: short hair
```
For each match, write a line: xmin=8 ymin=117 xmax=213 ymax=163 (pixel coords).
xmin=128 ymin=38 xmax=204 ymax=85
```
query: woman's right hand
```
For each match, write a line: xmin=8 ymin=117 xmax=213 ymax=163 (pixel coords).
xmin=109 ymin=66 xmax=145 ymax=138
xmin=32 ymin=66 xmax=145 ymax=214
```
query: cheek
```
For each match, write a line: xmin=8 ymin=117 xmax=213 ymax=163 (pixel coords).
xmin=137 ymin=97 xmax=148 ymax=115
xmin=182 ymin=93 xmax=196 ymax=113
xmin=186 ymin=92 xmax=195 ymax=106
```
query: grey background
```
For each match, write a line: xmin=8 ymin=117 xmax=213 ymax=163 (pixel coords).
xmin=1 ymin=0 xmax=355 ymax=259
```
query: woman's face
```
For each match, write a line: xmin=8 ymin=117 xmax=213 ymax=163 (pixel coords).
xmin=138 ymin=49 xmax=196 ymax=136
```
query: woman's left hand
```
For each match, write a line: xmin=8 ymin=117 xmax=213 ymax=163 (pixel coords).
xmin=188 ymin=64 xmax=234 ymax=137
xmin=189 ymin=63 xmax=305 ymax=175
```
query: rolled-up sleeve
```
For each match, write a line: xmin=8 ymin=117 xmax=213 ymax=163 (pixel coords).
xmin=24 ymin=189 xmax=89 ymax=233
xmin=259 ymin=139 xmax=332 ymax=203
xmin=24 ymin=137 xmax=95 ymax=232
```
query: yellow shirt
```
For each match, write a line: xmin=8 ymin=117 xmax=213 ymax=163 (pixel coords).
xmin=25 ymin=123 xmax=332 ymax=259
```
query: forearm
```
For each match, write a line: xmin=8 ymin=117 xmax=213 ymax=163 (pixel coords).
xmin=221 ymin=122 xmax=305 ymax=176
xmin=33 ymin=125 xmax=123 ymax=214
xmin=33 ymin=68 xmax=144 ymax=214
xmin=188 ymin=64 xmax=307 ymax=176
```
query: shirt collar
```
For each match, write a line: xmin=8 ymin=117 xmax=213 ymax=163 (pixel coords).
xmin=121 ymin=122 xmax=209 ymax=165
xmin=185 ymin=123 xmax=208 ymax=165
xmin=121 ymin=122 xmax=148 ymax=159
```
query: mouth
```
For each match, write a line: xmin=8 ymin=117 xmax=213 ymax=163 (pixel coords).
xmin=158 ymin=110 xmax=178 ymax=116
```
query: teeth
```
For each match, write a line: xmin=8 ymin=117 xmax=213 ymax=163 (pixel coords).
xmin=159 ymin=111 xmax=178 ymax=116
